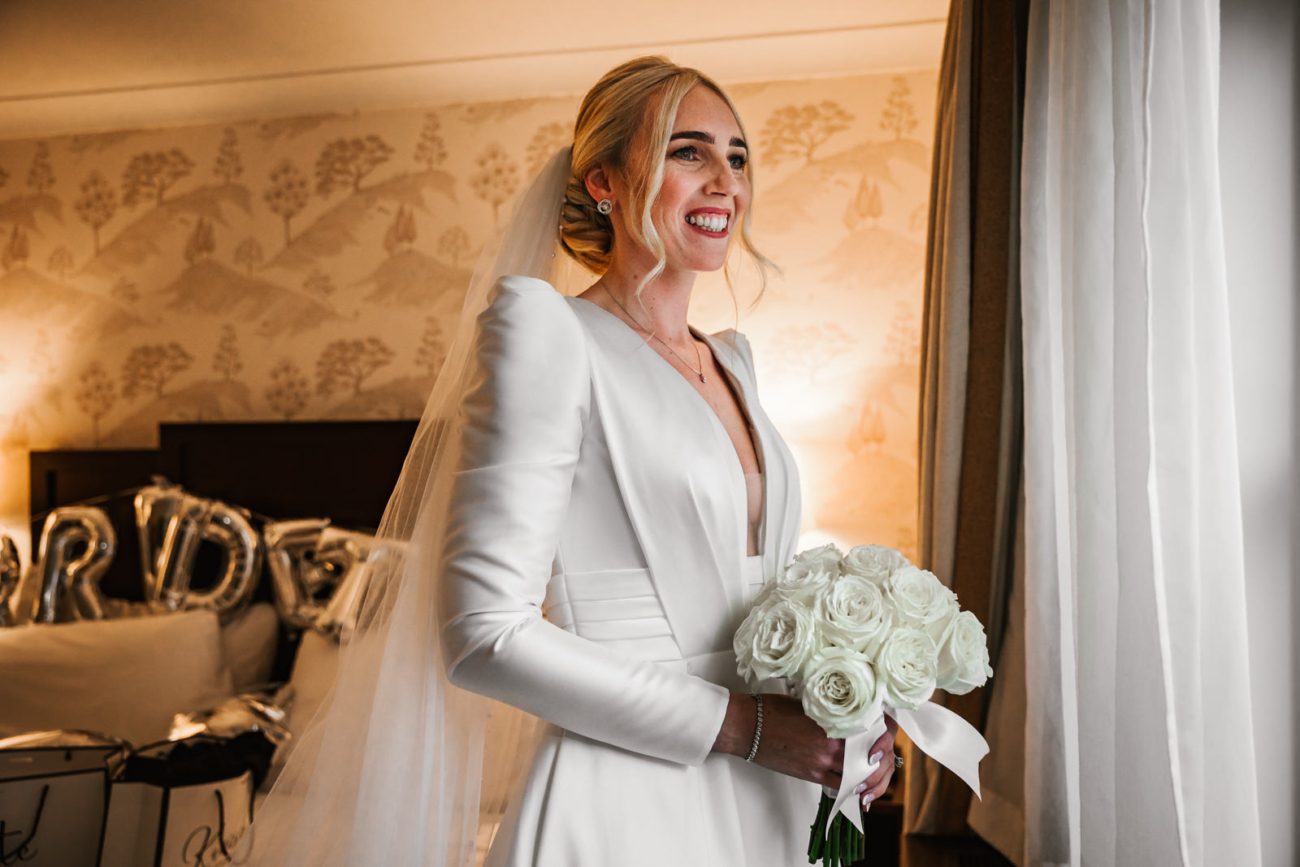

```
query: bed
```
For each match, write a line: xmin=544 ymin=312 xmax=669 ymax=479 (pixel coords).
xmin=4 ymin=421 xmax=419 ymax=823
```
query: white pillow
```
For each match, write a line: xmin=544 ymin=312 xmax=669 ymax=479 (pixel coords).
xmin=260 ymin=629 xmax=338 ymax=791
xmin=0 ymin=610 xmax=234 ymax=747
xmin=219 ymin=602 xmax=280 ymax=691
xmin=283 ymin=629 xmax=339 ymax=744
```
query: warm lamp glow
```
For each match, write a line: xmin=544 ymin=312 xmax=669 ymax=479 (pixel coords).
xmin=796 ymin=526 xmax=852 ymax=553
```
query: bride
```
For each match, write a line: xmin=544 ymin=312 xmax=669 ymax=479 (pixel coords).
xmin=245 ymin=56 xmax=898 ymax=867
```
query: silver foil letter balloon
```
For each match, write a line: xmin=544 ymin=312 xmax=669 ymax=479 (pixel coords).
xmin=262 ymin=518 xmax=333 ymax=630
xmin=312 ymin=527 xmax=407 ymax=643
xmin=33 ymin=507 xmax=116 ymax=623
xmin=0 ymin=535 xmax=21 ymax=627
xmin=133 ymin=480 xmax=185 ymax=599
xmin=152 ymin=494 xmax=262 ymax=622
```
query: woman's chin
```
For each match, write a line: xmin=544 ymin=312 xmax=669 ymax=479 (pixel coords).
xmin=668 ymin=251 xmax=730 ymax=275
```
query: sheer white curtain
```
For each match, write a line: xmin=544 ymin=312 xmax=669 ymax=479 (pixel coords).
xmin=1020 ymin=1 xmax=1263 ymax=865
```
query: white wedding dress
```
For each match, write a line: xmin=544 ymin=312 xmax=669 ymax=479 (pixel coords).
xmin=439 ymin=275 xmax=821 ymax=867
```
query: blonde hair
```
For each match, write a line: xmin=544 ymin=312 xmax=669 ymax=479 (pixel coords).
xmin=559 ymin=56 xmax=777 ymax=311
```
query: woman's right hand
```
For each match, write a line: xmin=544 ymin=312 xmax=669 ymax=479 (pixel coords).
xmin=711 ymin=691 xmax=844 ymax=788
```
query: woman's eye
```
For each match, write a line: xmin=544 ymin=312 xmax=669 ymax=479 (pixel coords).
xmin=729 ymin=154 xmax=748 ymax=170
xmin=671 ymin=145 xmax=699 ymax=161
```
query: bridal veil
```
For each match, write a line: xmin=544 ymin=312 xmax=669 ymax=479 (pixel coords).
xmin=242 ymin=146 xmax=582 ymax=866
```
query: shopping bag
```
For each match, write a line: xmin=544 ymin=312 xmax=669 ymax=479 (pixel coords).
xmin=0 ymin=746 xmax=111 ymax=867
xmin=101 ymin=769 xmax=253 ymax=867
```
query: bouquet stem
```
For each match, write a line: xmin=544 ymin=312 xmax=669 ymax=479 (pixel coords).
xmin=806 ymin=792 xmax=865 ymax=866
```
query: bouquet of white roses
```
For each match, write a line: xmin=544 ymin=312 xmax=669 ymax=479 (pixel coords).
xmin=733 ymin=543 xmax=993 ymax=867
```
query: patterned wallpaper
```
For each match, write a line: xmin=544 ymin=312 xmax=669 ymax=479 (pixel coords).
xmin=0 ymin=68 xmax=936 ymax=567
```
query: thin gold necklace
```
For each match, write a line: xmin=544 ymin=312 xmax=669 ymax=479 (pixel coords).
xmin=599 ymin=283 xmax=709 ymax=383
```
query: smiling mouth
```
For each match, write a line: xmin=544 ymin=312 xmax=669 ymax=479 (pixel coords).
xmin=685 ymin=213 xmax=730 ymax=234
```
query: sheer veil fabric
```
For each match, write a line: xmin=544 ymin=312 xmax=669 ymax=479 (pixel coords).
xmin=242 ymin=147 xmax=582 ymax=866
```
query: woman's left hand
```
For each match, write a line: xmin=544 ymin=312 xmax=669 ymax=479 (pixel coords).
xmin=854 ymin=713 xmax=900 ymax=810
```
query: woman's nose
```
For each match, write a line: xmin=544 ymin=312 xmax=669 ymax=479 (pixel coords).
xmin=707 ymin=160 xmax=740 ymax=196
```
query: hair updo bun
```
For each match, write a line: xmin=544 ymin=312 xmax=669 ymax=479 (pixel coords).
xmin=559 ymin=172 xmax=614 ymax=275
xmin=558 ymin=56 xmax=775 ymax=298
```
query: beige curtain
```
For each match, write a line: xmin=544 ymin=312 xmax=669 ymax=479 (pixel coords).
xmin=907 ymin=0 xmax=1028 ymax=850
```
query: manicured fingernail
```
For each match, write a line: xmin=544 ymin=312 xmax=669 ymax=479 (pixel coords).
xmin=853 ymin=782 xmax=868 ymax=794
xmin=864 ymin=793 xmax=875 ymax=803
xmin=869 ymin=751 xmax=882 ymax=765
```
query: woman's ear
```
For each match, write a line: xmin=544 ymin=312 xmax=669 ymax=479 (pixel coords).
xmin=584 ymin=163 xmax=614 ymax=204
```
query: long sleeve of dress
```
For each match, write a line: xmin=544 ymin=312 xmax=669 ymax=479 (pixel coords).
xmin=438 ymin=275 xmax=732 ymax=768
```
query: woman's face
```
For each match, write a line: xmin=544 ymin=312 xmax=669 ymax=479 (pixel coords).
xmin=647 ymin=84 xmax=751 ymax=275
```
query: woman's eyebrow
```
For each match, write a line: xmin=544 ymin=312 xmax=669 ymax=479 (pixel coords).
xmin=670 ymin=130 xmax=748 ymax=149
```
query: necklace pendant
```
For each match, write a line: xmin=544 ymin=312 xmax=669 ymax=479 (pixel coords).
xmin=700 ymin=373 xmax=708 ymax=383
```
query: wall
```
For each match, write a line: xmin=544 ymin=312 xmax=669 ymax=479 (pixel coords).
xmin=0 ymin=1 xmax=948 ymax=137
xmin=1219 ymin=1 xmax=1298 ymax=865
xmin=0 ymin=67 xmax=938 ymax=582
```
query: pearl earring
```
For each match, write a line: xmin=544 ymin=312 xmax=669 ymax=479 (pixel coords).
xmin=597 ymin=198 xmax=613 ymax=215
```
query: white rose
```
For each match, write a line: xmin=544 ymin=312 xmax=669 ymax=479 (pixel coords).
xmin=813 ymin=574 xmax=894 ymax=657
xmin=799 ymin=647 xmax=884 ymax=738
xmin=733 ymin=594 xmax=819 ymax=683
xmin=783 ymin=544 xmax=843 ymax=586
xmin=936 ymin=610 xmax=994 ymax=695
xmin=876 ymin=627 xmax=938 ymax=710
xmin=884 ymin=566 xmax=960 ymax=642
xmin=841 ymin=544 xmax=911 ymax=587
xmin=774 ymin=567 xmax=835 ymax=608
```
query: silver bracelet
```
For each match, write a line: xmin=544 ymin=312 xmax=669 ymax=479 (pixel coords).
xmin=745 ymin=694 xmax=764 ymax=762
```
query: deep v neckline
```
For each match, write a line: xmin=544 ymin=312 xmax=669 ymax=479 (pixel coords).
xmin=570 ymin=295 xmax=767 ymax=557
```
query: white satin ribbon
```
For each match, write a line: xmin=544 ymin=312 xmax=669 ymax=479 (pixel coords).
xmin=826 ymin=701 xmax=990 ymax=833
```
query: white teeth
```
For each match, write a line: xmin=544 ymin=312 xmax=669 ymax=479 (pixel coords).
xmin=688 ymin=214 xmax=728 ymax=232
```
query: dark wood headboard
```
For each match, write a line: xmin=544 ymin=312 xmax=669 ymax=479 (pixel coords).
xmin=29 ymin=420 xmax=419 ymax=608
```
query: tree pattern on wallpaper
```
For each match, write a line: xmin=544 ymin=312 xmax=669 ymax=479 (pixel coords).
xmin=265 ymin=360 xmax=310 ymax=420
xmin=264 ymin=160 xmax=310 ymax=245
xmin=437 ymin=226 xmax=471 ymax=267
xmin=121 ymin=343 xmax=193 ymax=400
xmin=844 ymin=178 xmax=883 ymax=230
xmin=471 ymin=143 xmax=520 ymax=225
xmin=214 ymin=127 xmax=243 ymax=185
xmin=122 ymin=149 xmax=196 ymax=208
xmin=258 ymin=128 xmax=457 ymax=274
xmin=415 ymin=316 xmax=447 ymax=378
xmin=47 ymin=245 xmax=74 ymax=281
xmin=75 ymin=171 xmax=117 ymax=255
xmin=316 ymin=338 xmax=394 ymax=398
xmin=213 ymin=325 xmax=243 ymax=381
xmin=0 ymin=144 xmax=60 ymax=234
xmin=770 ymin=323 xmax=858 ymax=384
xmin=315 ymin=136 xmax=395 ymax=196
xmin=28 ymin=143 xmax=55 ymax=196
xmin=414 ymin=113 xmax=447 ymax=173
xmin=3 ymin=225 xmax=30 ymax=271
xmin=0 ymin=68 xmax=935 ymax=561
xmin=234 ymin=237 xmax=264 ymax=273
xmin=76 ymin=362 xmax=116 ymax=446
xmin=879 ymin=77 xmax=919 ymax=141
xmin=525 ymin=122 xmax=570 ymax=175
xmin=759 ymin=101 xmax=855 ymax=166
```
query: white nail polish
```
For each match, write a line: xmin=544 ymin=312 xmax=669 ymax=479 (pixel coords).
xmin=869 ymin=751 xmax=882 ymax=766
xmin=853 ymin=782 xmax=867 ymax=794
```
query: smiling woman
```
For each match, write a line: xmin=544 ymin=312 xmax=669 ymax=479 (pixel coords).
xmin=243 ymin=55 xmax=899 ymax=867
xmin=559 ymin=57 xmax=773 ymax=302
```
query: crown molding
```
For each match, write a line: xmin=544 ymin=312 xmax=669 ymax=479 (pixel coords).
xmin=0 ymin=19 xmax=945 ymax=139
